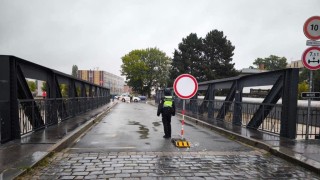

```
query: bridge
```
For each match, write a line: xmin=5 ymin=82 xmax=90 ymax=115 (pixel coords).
xmin=0 ymin=56 xmax=319 ymax=179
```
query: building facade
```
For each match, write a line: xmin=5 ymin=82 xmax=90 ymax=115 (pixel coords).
xmin=287 ymin=60 xmax=304 ymax=68
xmin=77 ymin=70 xmax=124 ymax=95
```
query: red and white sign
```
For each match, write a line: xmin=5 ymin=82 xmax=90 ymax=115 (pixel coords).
xmin=303 ymin=16 xmax=320 ymax=40
xmin=173 ymin=74 xmax=198 ymax=99
xmin=302 ymin=47 xmax=320 ymax=70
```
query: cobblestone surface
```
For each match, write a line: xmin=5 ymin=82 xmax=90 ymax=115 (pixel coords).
xmin=20 ymin=151 xmax=320 ymax=179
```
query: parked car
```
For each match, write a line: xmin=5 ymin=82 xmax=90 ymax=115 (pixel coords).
xmin=132 ymin=96 xmax=141 ymax=102
xmin=119 ymin=94 xmax=130 ymax=102
xmin=119 ymin=93 xmax=141 ymax=102
xmin=138 ymin=96 xmax=147 ymax=101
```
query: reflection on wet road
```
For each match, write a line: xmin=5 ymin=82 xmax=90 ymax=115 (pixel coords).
xmin=128 ymin=121 xmax=149 ymax=139
xmin=69 ymin=102 xmax=253 ymax=153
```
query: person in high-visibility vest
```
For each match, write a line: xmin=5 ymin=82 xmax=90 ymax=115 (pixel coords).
xmin=157 ymin=88 xmax=176 ymax=139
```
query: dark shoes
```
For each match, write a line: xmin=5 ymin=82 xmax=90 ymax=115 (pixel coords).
xmin=163 ymin=135 xmax=171 ymax=139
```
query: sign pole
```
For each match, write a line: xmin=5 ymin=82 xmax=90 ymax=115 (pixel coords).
xmin=181 ymin=100 xmax=185 ymax=139
xmin=173 ymin=74 xmax=198 ymax=148
xmin=306 ymin=70 xmax=313 ymax=140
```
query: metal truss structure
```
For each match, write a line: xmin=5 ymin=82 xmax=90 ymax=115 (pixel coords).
xmin=0 ymin=56 xmax=110 ymax=143
xmin=156 ymin=68 xmax=299 ymax=139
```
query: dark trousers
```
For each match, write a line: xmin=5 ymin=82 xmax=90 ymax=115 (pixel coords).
xmin=162 ymin=114 xmax=172 ymax=137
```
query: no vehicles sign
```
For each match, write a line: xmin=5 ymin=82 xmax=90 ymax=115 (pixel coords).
xmin=302 ymin=47 xmax=320 ymax=70
xmin=173 ymin=74 xmax=198 ymax=99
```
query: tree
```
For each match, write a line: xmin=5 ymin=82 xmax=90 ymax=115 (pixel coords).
xmin=298 ymin=81 xmax=309 ymax=99
xmin=41 ymin=82 xmax=47 ymax=91
xmin=253 ymin=55 xmax=287 ymax=70
xmin=299 ymin=68 xmax=320 ymax=93
xmin=121 ymin=48 xmax=171 ymax=97
xmin=27 ymin=80 xmax=37 ymax=92
xmin=169 ymin=30 xmax=238 ymax=86
xmin=72 ymin=65 xmax=78 ymax=77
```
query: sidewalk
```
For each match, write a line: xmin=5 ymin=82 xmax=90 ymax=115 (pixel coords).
xmin=0 ymin=101 xmax=117 ymax=180
xmin=1 ymin=100 xmax=319 ymax=179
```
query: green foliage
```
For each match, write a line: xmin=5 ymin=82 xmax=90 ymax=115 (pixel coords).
xmin=299 ymin=68 xmax=320 ymax=92
xmin=60 ymin=84 xmax=68 ymax=97
xmin=298 ymin=81 xmax=309 ymax=99
xmin=41 ymin=82 xmax=47 ymax=91
xmin=253 ymin=55 xmax=287 ymax=70
xmin=27 ymin=80 xmax=36 ymax=92
xmin=169 ymin=30 xmax=239 ymax=86
xmin=72 ymin=65 xmax=78 ymax=77
xmin=121 ymin=48 xmax=171 ymax=96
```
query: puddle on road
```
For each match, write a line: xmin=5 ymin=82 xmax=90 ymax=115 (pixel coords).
xmin=128 ymin=121 xmax=149 ymax=139
xmin=152 ymin=121 xmax=162 ymax=132
xmin=152 ymin=121 xmax=161 ymax=127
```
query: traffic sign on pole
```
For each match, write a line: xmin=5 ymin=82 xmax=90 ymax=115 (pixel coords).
xmin=301 ymin=92 xmax=320 ymax=99
xmin=173 ymin=74 xmax=198 ymax=99
xmin=303 ymin=16 xmax=320 ymax=40
xmin=301 ymin=47 xmax=320 ymax=70
xmin=172 ymin=74 xmax=198 ymax=147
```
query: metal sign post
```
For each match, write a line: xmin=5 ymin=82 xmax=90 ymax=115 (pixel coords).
xmin=306 ymin=70 xmax=313 ymax=140
xmin=302 ymin=16 xmax=320 ymax=139
xmin=172 ymin=74 xmax=198 ymax=148
xmin=181 ymin=100 xmax=186 ymax=139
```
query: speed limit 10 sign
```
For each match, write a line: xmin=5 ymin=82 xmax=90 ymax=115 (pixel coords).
xmin=173 ymin=74 xmax=198 ymax=99
xmin=302 ymin=47 xmax=320 ymax=70
xmin=303 ymin=16 xmax=320 ymax=40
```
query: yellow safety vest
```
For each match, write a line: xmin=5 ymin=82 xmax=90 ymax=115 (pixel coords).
xmin=163 ymin=96 xmax=173 ymax=108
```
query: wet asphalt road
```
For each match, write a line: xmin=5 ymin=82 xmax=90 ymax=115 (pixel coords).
xmin=69 ymin=102 xmax=252 ymax=153
xmin=20 ymin=102 xmax=320 ymax=179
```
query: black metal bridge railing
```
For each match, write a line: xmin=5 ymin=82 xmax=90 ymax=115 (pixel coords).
xmin=174 ymin=99 xmax=320 ymax=139
xmin=18 ymin=96 xmax=110 ymax=136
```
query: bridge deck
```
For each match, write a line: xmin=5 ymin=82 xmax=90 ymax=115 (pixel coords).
xmin=0 ymin=101 xmax=319 ymax=179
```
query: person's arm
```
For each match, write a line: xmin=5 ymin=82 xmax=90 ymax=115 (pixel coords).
xmin=172 ymin=100 xmax=176 ymax=116
xmin=157 ymin=99 xmax=163 ymax=116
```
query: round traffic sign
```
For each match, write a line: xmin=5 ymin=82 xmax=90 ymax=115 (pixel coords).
xmin=302 ymin=47 xmax=320 ymax=70
xmin=173 ymin=74 xmax=198 ymax=99
xmin=303 ymin=16 xmax=320 ymax=40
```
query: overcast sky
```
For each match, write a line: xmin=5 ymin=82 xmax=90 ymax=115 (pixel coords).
xmin=0 ymin=0 xmax=319 ymax=77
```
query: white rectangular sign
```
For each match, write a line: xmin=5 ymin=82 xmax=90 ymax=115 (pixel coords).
xmin=306 ymin=40 xmax=320 ymax=46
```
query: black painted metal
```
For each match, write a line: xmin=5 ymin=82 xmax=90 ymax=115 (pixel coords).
xmin=0 ymin=56 xmax=12 ymax=143
xmin=216 ymin=81 xmax=236 ymax=120
xmin=0 ymin=55 xmax=110 ymax=143
xmin=158 ymin=69 xmax=299 ymax=139
xmin=247 ymin=75 xmax=283 ymax=129
xmin=17 ymin=64 xmax=45 ymax=129
xmin=280 ymin=68 xmax=299 ymax=139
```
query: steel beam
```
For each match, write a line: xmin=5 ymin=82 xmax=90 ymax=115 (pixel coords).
xmin=247 ymin=75 xmax=283 ymax=129
xmin=280 ymin=68 xmax=299 ymax=139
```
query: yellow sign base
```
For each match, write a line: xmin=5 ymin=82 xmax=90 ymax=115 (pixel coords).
xmin=171 ymin=138 xmax=190 ymax=148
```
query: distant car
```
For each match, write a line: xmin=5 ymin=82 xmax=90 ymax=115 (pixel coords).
xmin=133 ymin=97 xmax=141 ymax=102
xmin=119 ymin=93 xmax=141 ymax=102
xmin=120 ymin=94 xmax=130 ymax=102
xmin=138 ymin=96 xmax=147 ymax=101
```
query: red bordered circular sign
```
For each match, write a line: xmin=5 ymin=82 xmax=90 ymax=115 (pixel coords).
xmin=303 ymin=16 xmax=320 ymax=40
xmin=173 ymin=74 xmax=198 ymax=99
xmin=302 ymin=47 xmax=320 ymax=70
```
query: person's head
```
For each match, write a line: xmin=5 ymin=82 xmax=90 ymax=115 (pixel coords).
xmin=164 ymin=88 xmax=171 ymax=96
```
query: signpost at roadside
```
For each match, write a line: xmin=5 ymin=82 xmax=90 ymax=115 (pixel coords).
xmin=172 ymin=74 xmax=198 ymax=148
xmin=303 ymin=16 xmax=320 ymax=41
xmin=302 ymin=16 xmax=320 ymax=140
xmin=301 ymin=92 xmax=320 ymax=98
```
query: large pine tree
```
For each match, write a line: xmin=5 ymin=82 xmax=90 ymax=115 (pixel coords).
xmin=169 ymin=30 xmax=238 ymax=86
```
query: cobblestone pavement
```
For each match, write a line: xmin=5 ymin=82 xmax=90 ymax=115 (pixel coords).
xmin=20 ymin=150 xmax=320 ymax=179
